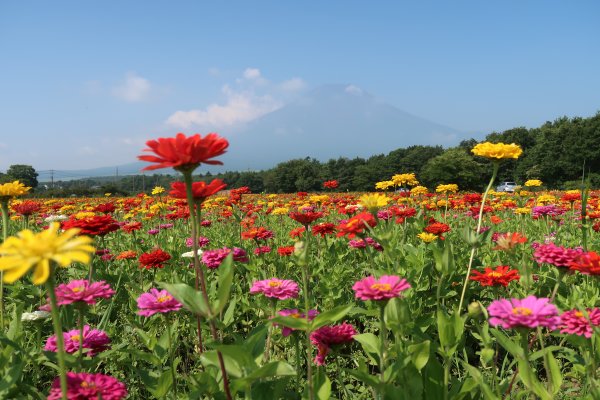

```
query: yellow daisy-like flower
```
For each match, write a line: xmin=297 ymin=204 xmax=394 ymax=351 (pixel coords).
xmin=151 ymin=186 xmax=165 ymax=195
xmin=411 ymin=185 xmax=428 ymax=195
xmin=309 ymin=195 xmax=330 ymax=204
xmin=471 ymin=142 xmax=523 ymax=160
xmin=0 ymin=181 xmax=31 ymax=199
xmin=514 ymin=207 xmax=531 ymax=215
xmin=104 ymin=193 xmax=112 ymax=197
xmin=536 ymin=194 xmax=556 ymax=205
xmin=375 ymin=180 xmax=395 ymax=191
xmin=436 ymin=184 xmax=459 ymax=194
xmin=359 ymin=193 xmax=391 ymax=211
xmin=73 ymin=211 xmax=96 ymax=220
xmin=271 ymin=207 xmax=290 ymax=215
xmin=417 ymin=232 xmax=438 ymax=243
xmin=391 ymin=173 xmax=419 ymax=187
xmin=0 ymin=223 xmax=95 ymax=285
xmin=524 ymin=179 xmax=542 ymax=187
xmin=436 ymin=199 xmax=448 ymax=207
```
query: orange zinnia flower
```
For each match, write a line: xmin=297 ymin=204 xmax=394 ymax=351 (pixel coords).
xmin=139 ymin=132 xmax=229 ymax=172
xmin=170 ymin=179 xmax=227 ymax=201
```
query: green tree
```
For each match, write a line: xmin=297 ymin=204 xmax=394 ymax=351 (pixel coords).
xmin=6 ymin=164 xmax=38 ymax=188
xmin=421 ymin=148 xmax=488 ymax=191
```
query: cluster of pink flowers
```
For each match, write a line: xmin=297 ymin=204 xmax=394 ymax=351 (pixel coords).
xmin=185 ymin=236 xmax=210 ymax=248
xmin=277 ymin=309 xmax=319 ymax=336
xmin=348 ymin=237 xmax=383 ymax=252
xmin=352 ymin=275 xmax=411 ymax=301
xmin=45 ymin=325 xmax=110 ymax=356
xmin=137 ymin=289 xmax=182 ymax=317
xmin=54 ymin=280 xmax=115 ymax=306
xmin=250 ymin=278 xmax=299 ymax=300
xmin=254 ymin=245 xmax=272 ymax=255
xmin=488 ymin=296 xmax=560 ymax=329
xmin=532 ymin=205 xmax=566 ymax=218
xmin=533 ymin=242 xmax=584 ymax=268
xmin=559 ymin=308 xmax=600 ymax=338
xmin=310 ymin=323 xmax=356 ymax=365
xmin=47 ymin=372 xmax=127 ymax=400
xmin=201 ymin=247 xmax=249 ymax=269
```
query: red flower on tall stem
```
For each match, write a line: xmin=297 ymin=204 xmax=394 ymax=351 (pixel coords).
xmin=323 ymin=180 xmax=339 ymax=189
xmin=469 ymin=266 xmax=520 ymax=287
xmin=170 ymin=179 xmax=227 ymax=201
xmin=61 ymin=215 xmax=120 ymax=237
xmin=139 ymin=249 xmax=172 ymax=269
xmin=138 ymin=132 xmax=229 ymax=172
xmin=336 ymin=212 xmax=377 ymax=238
xmin=289 ymin=211 xmax=323 ymax=226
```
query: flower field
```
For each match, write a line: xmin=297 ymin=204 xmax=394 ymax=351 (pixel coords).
xmin=2 ymin=135 xmax=600 ymax=399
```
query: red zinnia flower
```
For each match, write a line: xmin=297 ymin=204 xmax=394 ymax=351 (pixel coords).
xmin=323 ymin=180 xmax=339 ymax=189
xmin=241 ymin=227 xmax=274 ymax=241
xmin=336 ymin=212 xmax=377 ymax=239
xmin=492 ymin=232 xmax=527 ymax=251
xmin=312 ymin=222 xmax=336 ymax=237
xmin=62 ymin=215 xmax=120 ymax=237
xmin=12 ymin=200 xmax=42 ymax=216
xmin=569 ymin=251 xmax=600 ymax=275
xmin=277 ymin=246 xmax=295 ymax=256
xmin=424 ymin=222 xmax=451 ymax=239
xmin=139 ymin=249 xmax=172 ymax=269
xmin=469 ymin=266 xmax=520 ymax=287
xmin=170 ymin=179 xmax=227 ymax=201
xmin=122 ymin=222 xmax=142 ymax=233
xmin=94 ymin=202 xmax=116 ymax=214
xmin=289 ymin=227 xmax=306 ymax=238
xmin=289 ymin=211 xmax=323 ymax=226
xmin=138 ymin=132 xmax=229 ymax=172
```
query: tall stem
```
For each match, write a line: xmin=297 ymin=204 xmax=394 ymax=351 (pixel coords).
xmin=182 ymin=171 xmax=232 ymax=400
xmin=47 ymin=269 xmax=68 ymax=400
xmin=378 ymin=302 xmax=387 ymax=399
xmin=77 ymin=305 xmax=84 ymax=371
xmin=165 ymin=313 xmax=178 ymax=396
xmin=458 ymin=163 xmax=499 ymax=311
xmin=0 ymin=200 xmax=9 ymax=329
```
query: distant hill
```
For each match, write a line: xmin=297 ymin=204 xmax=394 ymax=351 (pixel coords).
xmin=40 ymin=84 xmax=467 ymax=180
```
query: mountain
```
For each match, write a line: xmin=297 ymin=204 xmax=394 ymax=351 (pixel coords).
xmin=40 ymin=84 xmax=468 ymax=180
xmin=218 ymin=84 xmax=466 ymax=170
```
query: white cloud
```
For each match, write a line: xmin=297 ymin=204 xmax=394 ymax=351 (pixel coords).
xmin=280 ymin=77 xmax=306 ymax=92
xmin=208 ymin=67 xmax=221 ymax=77
xmin=243 ymin=68 xmax=261 ymax=80
xmin=166 ymin=68 xmax=305 ymax=129
xmin=345 ymin=85 xmax=363 ymax=95
xmin=112 ymin=72 xmax=151 ymax=102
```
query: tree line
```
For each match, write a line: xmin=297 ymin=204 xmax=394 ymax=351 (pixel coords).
xmin=5 ymin=112 xmax=600 ymax=196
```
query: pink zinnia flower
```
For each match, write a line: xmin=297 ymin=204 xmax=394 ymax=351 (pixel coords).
xmin=533 ymin=242 xmax=584 ymax=268
xmin=277 ymin=309 xmax=319 ymax=336
xmin=352 ymin=275 xmax=411 ymax=301
xmin=310 ymin=323 xmax=356 ymax=365
xmin=45 ymin=325 xmax=110 ymax=356
xmin=250 ymin=278 xmax=299 ymax=300
xmin=137 ymin=288 xmax=182 ymax=317
xmin=48 ymin=372 xmax=127 ymax=400
xmin=54 ymin=280 xmax=115 ymax=306
xmin=488 ymin=296 xmax=560 ymax=330
xmin=254 ymin=245 xmax=272 ymax=255
xmin=559 ymin=308 xmax=600 ymax=338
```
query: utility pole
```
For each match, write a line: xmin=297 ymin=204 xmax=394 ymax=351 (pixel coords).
xmin=50 ymin=169 xmax=54 ymax=189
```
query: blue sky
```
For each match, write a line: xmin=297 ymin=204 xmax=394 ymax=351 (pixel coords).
xmin=1 ymin=1 xmax=599 ymax=171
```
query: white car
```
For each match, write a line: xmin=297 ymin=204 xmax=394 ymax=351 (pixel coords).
xmin=496 ymin=182 xmax=518 ymax=192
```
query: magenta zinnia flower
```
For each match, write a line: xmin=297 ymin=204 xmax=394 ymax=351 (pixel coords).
xmin=533 ymin=242 xmax=584 ymax=268
xmin=277 ymin=309 xmax=319 ymax=336
xmin=54 ymin=280 xmax=115 ymax=305
xmin=559 ymin=308 xmax=600 ymax=338
xmin=48 ymin=372 xmax=127 ymax=400
xmin=352 ymin=275 xmax=411 ymax=301
xmin=137 ymin=288 xmax=182 ymax=317
xmin=250 ymin=278 xmax=299 ymax=300
xmin=45 ymin=325 xmax=110 ymax=356
xmin=488 ymin=296 xmax=560 ymax=330
xmin=310 ymin=323 xmax=356 ymax=365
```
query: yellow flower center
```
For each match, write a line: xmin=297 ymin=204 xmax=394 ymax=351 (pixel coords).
xmin=70 ymin=334 xmax=81 ymax=342
xmin=512 ymin=307 xmax=533 ymax=316
xmin=72 ymin=286 xmax=84 ymax=293
xmin=290 ymin=313 xmax=302 ymax=318
xmin=575 ymin=311 xmax=584 ymax=318
xmin=488 ymin=272 xmax=503 ymax=278
xmin=80 ymin=381 xmax=96 ymax=389
xmin=157 ymin=295 xmax=172 ymax=303
xmin=371 ymin=283 xmax=392 ymax=291
xmin=268 ymin=281 xmax=282 ymax=288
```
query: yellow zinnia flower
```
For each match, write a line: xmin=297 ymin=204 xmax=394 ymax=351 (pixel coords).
xmin=417 ymin=232 xmax=438 ymax=243
xmin=0 ymin=181 xmax=31 ymax=199
xmin=375 ymin=180 xmax=395 ymax=190
xmin=151 ymin=186 xmax=165 ymax=195
xmin=524 ymin=179 xmax=542 ymax=187
xmin=411 ymin=186 xmax=428 ymax=195
xmin=391 ymin=173 xmax=419 ymax=187
xmin=0 ymin=223 xmax=95 ymax=284
xmin=436 ymin=184 xmax=459 ymax=194
xmin=359 ymin=193 xmax=390 ymax=211
xmin=471 ymin=142 xmax=523 ymax=160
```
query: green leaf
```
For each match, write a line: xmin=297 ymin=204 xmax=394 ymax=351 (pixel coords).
xmin=490 ymin=329 xmax=524 ymax=358
xmin=408 ymin=340 xmax=430 ymax=371
xmin=354 ymin=333 xmax=380 ymax=364
xmin=234 ymin=361 xmax=295 ymax=389
xmin=311 ymin=304 xmax=353 ymax=330
xmin=214 ymin=254 xmax=234 ymax=314
xmin=154 ymin=369 xmax=174 ymax=398
xmin=517 ymin=359 xmax=552 ymax=400
xmin=0 ymin=361 xmax=23 ymax=393
xmin=200 ymin=350 xmax=244 ymax=378
xmin=546 ymin=350 xmax=563 ymax=395
xmin=314 ymin=369 xmax=332 ymax=400
xmin=461 ymin=361 xmax=500 ymax=400
xmin=270 ymin=315 xmax=309 ymax=331
xmin=158 ymin=282 xmax=212 ymax=318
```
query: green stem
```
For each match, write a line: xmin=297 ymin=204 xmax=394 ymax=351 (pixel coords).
xmin=264 ymin=299 xmax=277 ymax=363
xmin=294 ymin=334 xmax=302 ymax=395
xmin=0 ymin=200 xmax=9 ymax=329
xmin=77 ymin=305 xmax=84 ymax=371
xmin=165 ymin=314 xmax=177 ymax=396
xmin=47 ymin=270 xmax=68 ymax=400
xmin=458 ymin=162 xmax=499 ymax=312
xmin=302 ymin=264 xmax=314 ymax=400
xmin=379 ymin=302 xmax=387 ymax=399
